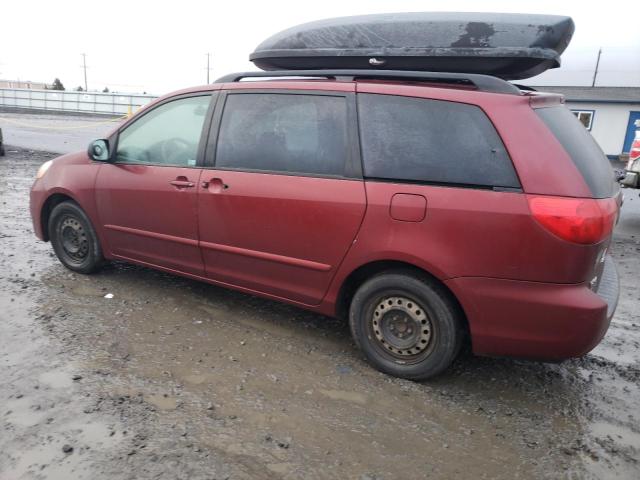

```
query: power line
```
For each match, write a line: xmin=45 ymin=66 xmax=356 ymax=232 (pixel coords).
xmin=206 ymin=53 xmax=211 ymax=84
xmin=81 ymin=53 xmax=88 ymax=91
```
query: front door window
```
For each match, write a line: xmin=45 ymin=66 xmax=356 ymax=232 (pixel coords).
xmin=116 ymin=96 xmax=211 ymax=167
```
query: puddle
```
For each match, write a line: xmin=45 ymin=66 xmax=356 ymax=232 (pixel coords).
xmin=40 ymin=368 xmax=75 ymax=389
xmin=144 ymin=394 xmax=178 ymax=411
xmin=182 ymin=373 xmax=211 ymax=385
xmin=3 ymin=397 xmax=50 ymax=428
xmin=319 ymin=389 xmax=368 ymax=405
xmin=591 ymin=420 xmax=640 ymax=450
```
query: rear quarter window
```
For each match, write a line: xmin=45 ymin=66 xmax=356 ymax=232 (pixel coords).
xmin=357 ymin=93 xmax=520 ymax=189
xmin=535 ymin=105 xmax=615 ymax=198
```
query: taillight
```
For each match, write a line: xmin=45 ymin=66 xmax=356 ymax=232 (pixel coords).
xmin=630 ymin=139 xmax=640 ymax=161
xmin=528 ymin=195 xmax=617 ymax=245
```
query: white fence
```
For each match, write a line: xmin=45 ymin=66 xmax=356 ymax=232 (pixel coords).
xmin=0 ymin=88 xmax=157 ymax=116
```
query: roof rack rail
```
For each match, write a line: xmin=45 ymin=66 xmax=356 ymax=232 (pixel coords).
xmin=215 ymin=70 xmax=521 ymax=95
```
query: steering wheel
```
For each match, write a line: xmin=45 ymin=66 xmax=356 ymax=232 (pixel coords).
xmin=161 ymin=138 xmax=192 ymax=165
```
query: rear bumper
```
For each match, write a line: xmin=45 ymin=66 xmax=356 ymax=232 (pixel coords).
xmin=446 ymin=256 xmax=619 ymax=360
xmin=596 ymin=255 xmax=619 ymax=320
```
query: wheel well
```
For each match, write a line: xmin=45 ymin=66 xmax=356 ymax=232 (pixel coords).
xmin=40 ymin=194 xmax=75 ymax=241
xmin=335 ymin=260 xmax=470 ymax=337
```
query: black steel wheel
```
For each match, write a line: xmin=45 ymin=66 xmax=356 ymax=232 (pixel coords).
xmin=349 ymin=270 xmax=463 ymax=380
xmin=370 ymin=295 xmax=436 ymax=362
xmin=49 ymin=201 xmax=104 ymax=274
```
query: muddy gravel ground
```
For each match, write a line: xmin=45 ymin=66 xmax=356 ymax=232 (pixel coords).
xmin=1 ymin=147 xmax=639 ymax=480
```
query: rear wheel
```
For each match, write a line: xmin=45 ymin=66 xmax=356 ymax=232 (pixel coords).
xmin=349 ymin=271 xmax=462 ymax=380
xmin=49 ymin=201 xmax=104 ymax=274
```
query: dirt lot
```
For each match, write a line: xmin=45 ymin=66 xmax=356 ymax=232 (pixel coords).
xmin=1 ymin=147 xmax=639 ymax=480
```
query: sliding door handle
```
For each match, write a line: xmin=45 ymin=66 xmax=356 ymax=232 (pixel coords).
xmin=202 ymin=177 xmax=229 ymax=192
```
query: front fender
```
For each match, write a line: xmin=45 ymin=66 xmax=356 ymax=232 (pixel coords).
xmin=30 ymin=152 xmax=105 ymax=249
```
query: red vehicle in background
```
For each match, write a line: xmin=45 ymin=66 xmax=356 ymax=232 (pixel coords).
xmin=621 ymin=127 xmax=640 ymax=189
xmin=29 ymin=13 xmax=621 ymax=379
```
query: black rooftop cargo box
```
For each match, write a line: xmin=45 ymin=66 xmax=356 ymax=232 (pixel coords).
xmin=250 ymin=12 xmax=575 ymax=80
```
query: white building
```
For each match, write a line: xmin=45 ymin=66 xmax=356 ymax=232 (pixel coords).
xmin=537 ymin=86 xmax=640 ymax=159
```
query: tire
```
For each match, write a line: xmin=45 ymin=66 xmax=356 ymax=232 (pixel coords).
xmin=349 ymin=270 xmax=463 ymax=380
xmin=48 ymin=201 xmax=104 ymax=274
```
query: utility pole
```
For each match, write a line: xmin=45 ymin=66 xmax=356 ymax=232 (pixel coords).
xmin=591 ymin=47 xmax=602 ymax=88
xmin=81 ymin=53 xmax=88 ymax=91
xmin=206 ymin=53 xmax=211 ymax=84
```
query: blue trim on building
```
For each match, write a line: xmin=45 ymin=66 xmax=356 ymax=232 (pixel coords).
xmin=623 ymin=111 xmax=640 ymax=153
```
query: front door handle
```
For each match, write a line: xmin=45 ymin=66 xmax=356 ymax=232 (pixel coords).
xmin=169 ymin=176 xmax=195 ymax=189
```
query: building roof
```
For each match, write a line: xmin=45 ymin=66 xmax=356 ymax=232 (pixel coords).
xmin=532 ymin=86 xmax=640 ymax=104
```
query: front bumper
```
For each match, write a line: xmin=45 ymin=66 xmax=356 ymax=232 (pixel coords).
xmin=30 ymin=179 xmax=46 ymax=240
xmin=446 ymin=256 xmax=619 ymax=360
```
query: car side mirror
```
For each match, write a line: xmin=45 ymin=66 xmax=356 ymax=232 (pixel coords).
xmin=88 ymin=139 xmax=111 ymax=161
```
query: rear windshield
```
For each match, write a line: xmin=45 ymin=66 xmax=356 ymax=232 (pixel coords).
xmin=536 ymin=106 xmax=615 ymax=198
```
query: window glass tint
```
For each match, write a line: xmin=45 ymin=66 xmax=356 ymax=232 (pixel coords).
xmin=116 ymin=95 xmax=210 ymax=167
xmin=536 ymin=106 xmax=614 ymax=198
xmin=357 ymin=94 xmax=520 ymax=188
xmin=216 ymin=94 xmax=348 ymax=176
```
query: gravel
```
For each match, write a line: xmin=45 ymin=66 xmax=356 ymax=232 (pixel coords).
xmin=1 ymin=146 xmax=639 ymax=479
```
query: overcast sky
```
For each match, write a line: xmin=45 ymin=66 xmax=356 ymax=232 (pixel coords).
xmin=1 ymin=0 xmax=639 ymax=94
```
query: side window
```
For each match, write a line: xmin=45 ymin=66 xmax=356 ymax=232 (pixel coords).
xmin=357 ymin=94 xmax=520 ymax=189
xmin=215 ymin=93 xmax=348 ymax=176
xmin=116 ymin=95 xmax=211 ymax=167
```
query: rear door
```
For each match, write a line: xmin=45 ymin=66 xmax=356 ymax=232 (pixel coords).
xmin=95 ymin=94 xmax=214 ymax=275
xmin=198 ymin=90 xmax=365 ymax=305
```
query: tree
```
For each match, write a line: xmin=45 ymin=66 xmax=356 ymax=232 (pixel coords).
xmin=75 ymin=86 xmax=84 ymax=92
xmin=102 ymin=87 xmax=109 ymax=93
xmin=51 ymin=78 xmax=65 ymax=91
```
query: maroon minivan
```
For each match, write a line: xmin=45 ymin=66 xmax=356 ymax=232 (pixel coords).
xmin=30 ymin=68 xmax=620 ymax=380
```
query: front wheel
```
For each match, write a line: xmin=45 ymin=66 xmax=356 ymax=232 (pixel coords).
xmin=349 ymin=271 xmax=463 ymax=380
xmin=48 ymin=201 xmax=104 ymax=274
